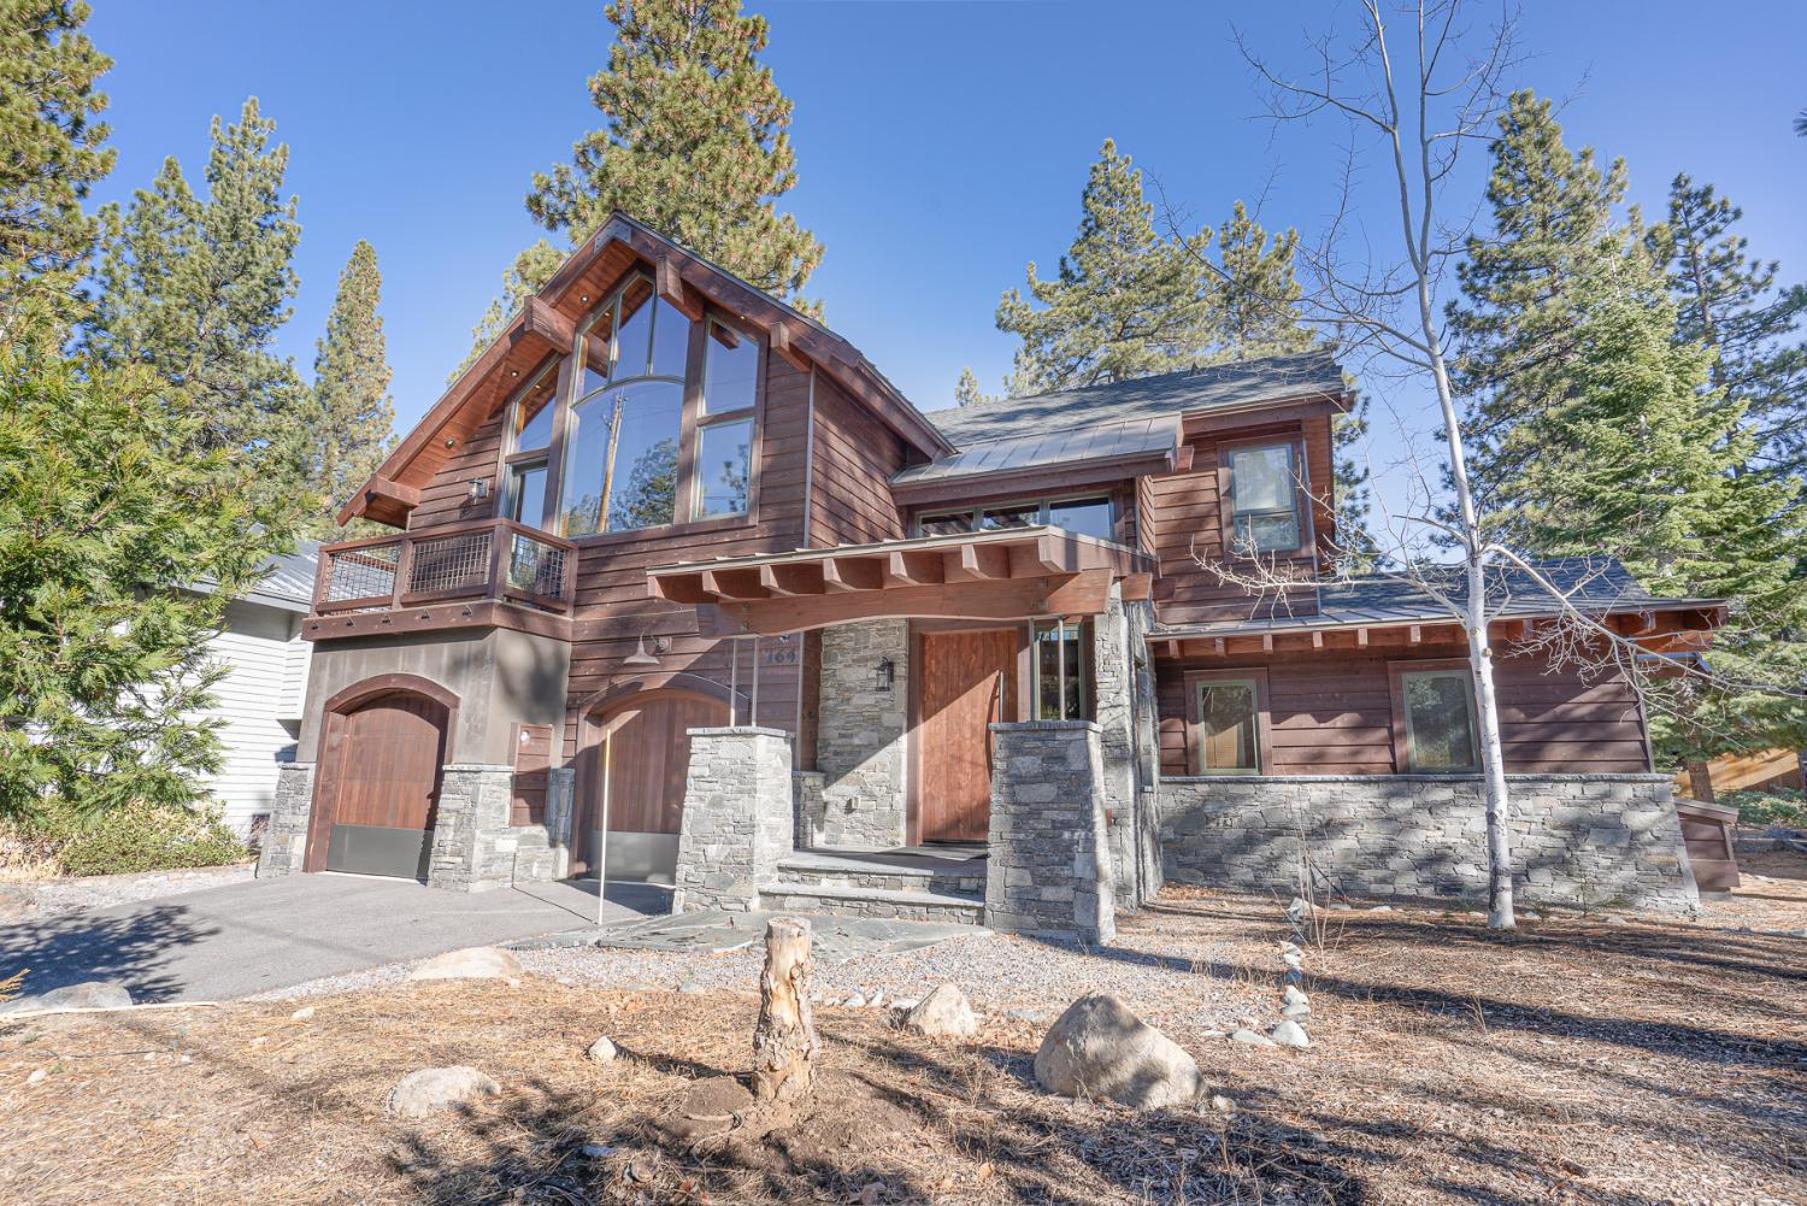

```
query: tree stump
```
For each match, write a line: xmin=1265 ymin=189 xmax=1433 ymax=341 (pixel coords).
xmin=751 ymin=916 xmax=819 ymax=1102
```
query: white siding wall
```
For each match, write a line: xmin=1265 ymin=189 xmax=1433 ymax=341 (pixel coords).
xmin=198 ymin=600 xmax=307 ymax=834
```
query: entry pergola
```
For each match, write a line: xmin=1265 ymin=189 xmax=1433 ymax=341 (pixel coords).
xmin=645 ymin=526 xmax=1153 ymax=636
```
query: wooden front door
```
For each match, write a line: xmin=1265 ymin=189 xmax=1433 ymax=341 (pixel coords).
xmin=917 ymin=628 xmax=1017 ymax=843
xmin=309 ymin=692 xmax=448 ymax=878
xmin=584 ymin=690 xmax=726 ymax=882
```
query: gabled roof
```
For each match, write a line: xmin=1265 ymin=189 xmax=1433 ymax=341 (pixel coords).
xmin=338 ymin=212 xmax=951 ymax=527
xmin=926 ymin=349 xmax=1348 ymax=447
xmin=890 ymin=415 xmax=1190 ymax=503
xmin=1155 ymin=557 xmax=1725 ymax=637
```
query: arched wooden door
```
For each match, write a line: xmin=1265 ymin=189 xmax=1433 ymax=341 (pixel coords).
xmin=306 ymin=690 xmax=450 ymax=879
xmin=580 ymin=689 xmax=726 ymax=883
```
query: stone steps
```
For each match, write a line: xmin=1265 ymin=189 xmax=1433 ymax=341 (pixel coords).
xmin=757 ymin=880 xmax=986 ymax=925
xmin=772 ymin=855 xmax=986 ymax=898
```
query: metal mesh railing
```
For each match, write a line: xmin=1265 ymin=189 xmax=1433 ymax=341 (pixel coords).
xmin=323 ymin=541 xmax=400 ymax=603
xmin=407 ymin=529 xmax=493 ymax=597
xmin=506 ymin=531 xmax=569 ymax=605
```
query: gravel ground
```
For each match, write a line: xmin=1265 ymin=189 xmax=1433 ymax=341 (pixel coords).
xmin=257 ymin=904 xmax=1268 ymax=1035
xmin=8 ymin=862 xmax=256 ymax=918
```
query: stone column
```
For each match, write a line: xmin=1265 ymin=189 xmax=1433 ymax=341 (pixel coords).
xmin=985 ymin=721 xmax=1116 ymax=943
xmin=256 ymin=762 xmax=315 ymax=877
xmin=814 ymin=619 xmax=910 ymax=849
xmin=426 ymin=764 xmax=515 ymax=891
xmin=671 ymin=726 xmax=796 ymax=913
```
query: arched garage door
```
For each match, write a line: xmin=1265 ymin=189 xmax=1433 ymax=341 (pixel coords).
xmin=306 ymin=689 xmax=450 ymax=879
xmin=581 ymin=689 xmax=726 ymax=883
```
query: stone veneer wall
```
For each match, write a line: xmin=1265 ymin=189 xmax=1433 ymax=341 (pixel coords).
xmin=985 ymin=721 xmax=1116 ymax=942
xmin=813 ymin=619 xmax=910 ymax=850
xmin=794 ymin=771 xmax=827 ymax=847
xmin=1159 ymin=773 xmax=1698 ymax=912
xmin=254 ymin=760 xmax=564 ymax=891
xmin=671 ymin=727 xmax=796 ymax=912
xmin=257 ymin=762 xmax=315 ymax=877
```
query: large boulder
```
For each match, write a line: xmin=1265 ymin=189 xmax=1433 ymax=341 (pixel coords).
xmin=408 ymin=947 xmax=523 ymax=982
xmin=1034 ymin=994 xmax=1203 ymax=1109
xmin=386 ymin=1066 xmax=500 ymax=1118
xmin=902 ymin=983 xmax=979 ymax=1039
xmin=0 ymin=980 xmax=132 ymax=1016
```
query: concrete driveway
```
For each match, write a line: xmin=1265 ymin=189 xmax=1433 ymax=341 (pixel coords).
xmin=0 ymin=874 xmax=666 ymax=1003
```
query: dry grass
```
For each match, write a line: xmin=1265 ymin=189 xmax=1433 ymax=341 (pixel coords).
xmin=2 ymin=870 xmax=1803 ymax=1204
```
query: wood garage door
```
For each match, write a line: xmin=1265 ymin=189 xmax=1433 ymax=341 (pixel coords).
xmin=309 ymin=693 xmax=448 ymax=879
xmin=917 ymin=628 xmax=1016 ymax=843
xmin=585 ymin=691 xmax=726 ymax=883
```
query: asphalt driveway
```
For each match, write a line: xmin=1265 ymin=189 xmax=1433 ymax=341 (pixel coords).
xmin=1 ymin=873 xmax=665 ymax=1003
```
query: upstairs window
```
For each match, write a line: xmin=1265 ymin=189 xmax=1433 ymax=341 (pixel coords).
xmin=914 ymin=495 xmax=1115 ymax=542
xmin=693 ymin=321 xmax=757 ymax=519
xmin=560 ymin=278 xmax=693 ymax=536
xmin=1225 ymin=443 xmax=1305 ymax=555
xmin=502 ymin=360 xmax=560 ymax=530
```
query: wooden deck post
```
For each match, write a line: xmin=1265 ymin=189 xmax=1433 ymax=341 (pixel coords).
xmin=751 ymin=916 xmax=819 ymax=1103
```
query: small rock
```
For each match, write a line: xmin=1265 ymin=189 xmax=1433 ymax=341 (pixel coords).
xmin=0 ymin=980 xmax=132 ymax=1016
xmin=581 ymin=1143 xmax=619 ymax=1159
xmin=891 ymin=997 xmax=920 ymax=1012
xmin=1520 ymin=910 xmax=1540 ymax=921
xmin=903 ymin=983 xmax=980 ymax=1039
xmin=586 ymin=1037 xmax=618 ymax=1065
xmin=1282 ymin=953 xmax=1303 ymax=970
xmin=1282 ymin=1002 xmax=1311 ymax=1020
xmin=1285 ymin=897 xmax=1313 ymax=922
xmin=27 ymin=1069 xmax=48 ymax=1085
xmin=1006 ymin=1007 xmax=1052 ymax=1025
xmin=1278 ymin=940 xmax=1302 ymax=957
xmin=386 ymin=1066 xmax=501 ymax=1118
xmin=867 ymin=990 xmax=884 ymax=1008
xmin=1271 ymin=1020 xmax=1311 ymax=1049
xmin=1367 ymin=904 xmax=1392 ymax=913
xmin=1328 ymin=902 xmax=1354 ymax=912
xmin=290 ymin=1006 xmax=315 ymax=1021
xmin=845 ymin=992 xmax=867 ymax=1008
xmin=1209 ymin=1093 xmax=1235 ymax=1113
xmin=1200 ymin=1029 xmax=1228 ymax=1039
xmin=678 ymin=979 xmax=707 ymax=995
xmin=1231 ymin=1028 xmax=1277 ymax=1047
xmin=1035 ymin=993 xmax=1203 ymax=1109
xmin=250 ymin=1036 xmax=268 ymax=1047
xmin=408 ymin=947 xmax=523 ymax=982
xmin=1282 ymin=985 xmax=1309 ymax=1007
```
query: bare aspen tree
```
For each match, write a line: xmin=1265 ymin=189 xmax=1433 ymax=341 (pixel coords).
xmin=1234 ymin=1 xmax=1525 ymax=928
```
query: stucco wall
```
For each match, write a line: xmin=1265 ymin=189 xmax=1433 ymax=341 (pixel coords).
xmin=1158 ymin=773 xmax=1697 ymax=912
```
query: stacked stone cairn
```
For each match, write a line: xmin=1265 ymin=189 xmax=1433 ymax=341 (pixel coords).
xmin=1226 ymin=895 xmax=1314 ymax=1049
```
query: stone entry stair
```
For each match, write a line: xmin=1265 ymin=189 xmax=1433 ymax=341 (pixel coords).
xmin=759 ymin=847 xmax=987 ymax=925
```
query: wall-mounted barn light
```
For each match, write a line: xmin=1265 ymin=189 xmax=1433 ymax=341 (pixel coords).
xmin=622 ymin=632 xmax=670 ymax=669
xmin=875 ymin=657 xmax=895 ymax=693
xmin=466 ymin=478 xmax=490 ymax=502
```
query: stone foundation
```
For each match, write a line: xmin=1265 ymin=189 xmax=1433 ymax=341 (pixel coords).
xmin=256 ymin=762 xmax=315 ymax=877
xmin=1159 ymin=773 xmax=1698 ymax=912
xmin=814 ymin=620 xmax=909 ymax=850
xmin=671 ymin=727 xmax=796 ymax=912
xmin=985 ymin=721 xmax=1116 ymax=942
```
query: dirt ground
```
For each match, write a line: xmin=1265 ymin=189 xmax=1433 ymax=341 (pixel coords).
xmin=3 ymin=868 xmax=1803 ymax=1204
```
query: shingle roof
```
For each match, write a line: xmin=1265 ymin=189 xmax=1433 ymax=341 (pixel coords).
xmin=1157 ymin=557 xmax=1723 ymax=636
xmin=891 ymin=415 xmax=1181 ymax=488
xmin=925 ymin=349 xmax=1346 ymax=447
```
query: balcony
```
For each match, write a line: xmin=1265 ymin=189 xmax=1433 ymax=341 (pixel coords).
xmin=303 ymin=518 xmax=578 ymax=642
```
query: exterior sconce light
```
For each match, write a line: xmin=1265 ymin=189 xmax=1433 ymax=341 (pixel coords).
xmin=467 ymin=478 xmax=491 ymax=502
xmin=875 ymin=657 xmax=895 ymax=693
xmin=623 ymin=632 xmax=670 ymax=670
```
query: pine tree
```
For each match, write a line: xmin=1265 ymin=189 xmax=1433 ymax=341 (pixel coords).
xmin=997 ymin=140 xmax=1215 ymax=395
xmin=308 ymin=240 xmax=395 ymax=534
xmin=0 ymin=341 xmax=286 ymax=817
xmin=953 ymin=366 xmax=992 ymax=408
xmin=1211 ymin=201 xmax=1317 ymax=363
xmin=0 ymin=1 xmax=114 ymax=333
xmin=526 ymin=0 xmax=821 ymax=300
xmin=1648 ymin=175 xmax=1807 ymax=476
xmin=451 ymin=239 xmax=563 ymax=382
xmin=87 ymin=98 xmax=310 ymax=510
xmin=1449 ymin=90 xmax=1654 ymax=541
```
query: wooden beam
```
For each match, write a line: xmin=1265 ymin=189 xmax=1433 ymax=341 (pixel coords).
xmin=656 ymin=255 xmax=704 ymax=321
xmin=696 ymin=570 xmax=1113 ymax=636
xmin=763 ymin=563 xmax=825 ymax=597
xmin=1212 ymin=637 xmax=1226 ymax=656
xmin=1260 ymin=634 xmax=1274 ymax=653
xmin=1311 ymin=630 xmax=1324 ymax=649
xmin=883 ymin=550 xmax=945 ymax=587
xmin=648 ymin=573 xmax=716 ymax=605
xmin=1356 ymin=627 xmax=1370 ymax=648
xmin=1409 ymin=624 xmax=1423 ymax=645
xmin=769 ymin=320 xmax=811 ymax=372
xmin=1120 ymin=572 xmax=1153 ymax=602
xmin=823 ymin=556 xmax=883 ymax=592
xmin=702 ymin=568 xmax=769 ymax=600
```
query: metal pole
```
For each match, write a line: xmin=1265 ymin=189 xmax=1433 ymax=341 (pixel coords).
xmin=749 ymin=636 xmax=760 ymax=726
xmin=596 ymin=732 xmax=612 ymax=927
xmin=729 ymin=639 xmax=740 ymax=725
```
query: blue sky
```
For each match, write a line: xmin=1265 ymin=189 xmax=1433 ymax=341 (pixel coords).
xmin=84 ymin=0 xmax=1807 ymax=463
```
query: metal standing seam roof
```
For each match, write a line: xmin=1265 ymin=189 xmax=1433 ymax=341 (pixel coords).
xmin=1153 ymin=558 xmax=1724 ymax=637
xmin=192 ymin=541 xmax=321 ymax=612
xmin=890 ymin=415 xmax=1182 ymax=488
xmin=923 ymin=349 xmax=1347 ymax=447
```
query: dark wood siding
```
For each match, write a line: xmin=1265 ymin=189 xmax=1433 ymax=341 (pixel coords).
xmin=1157 ymin=642 xmax=1652 ymax=777
xmin=408 ymin=404 xmax=507 ymax=531
xmin=809 ymin=372 xmax=907 ymax=547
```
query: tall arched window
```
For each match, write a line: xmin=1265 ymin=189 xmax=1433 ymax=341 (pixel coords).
xmin=561 ymin=277 xmax=693 ymax=537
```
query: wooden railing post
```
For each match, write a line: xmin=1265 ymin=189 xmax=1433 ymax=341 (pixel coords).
xmin=486 ymin=519 xmax=509 ymax=602
xmin=391 ymin=532 xmax=416 ymax=610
